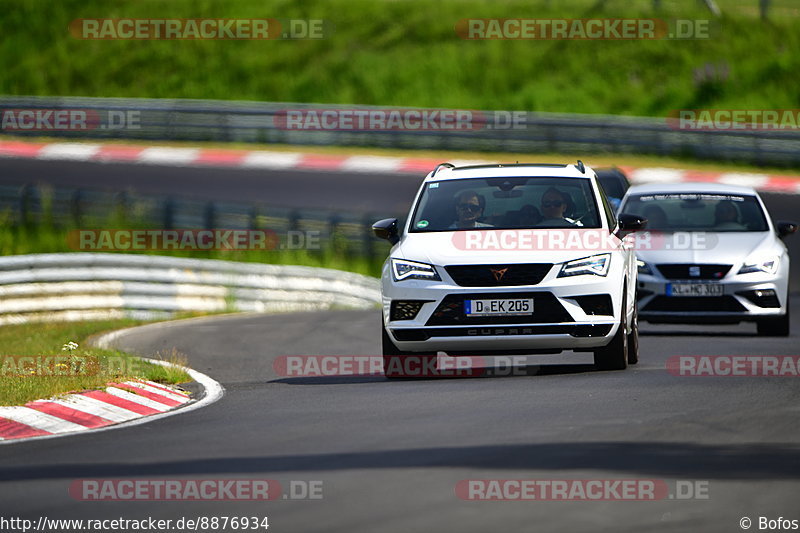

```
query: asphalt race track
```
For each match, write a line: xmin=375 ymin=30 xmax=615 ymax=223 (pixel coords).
xmin=1 ymin=158 xmax=799 ymax=532
xmin=1 ymin=307 xmax=799 ymax=532
xmin=0 ymin=158 xmax=423 ymax=214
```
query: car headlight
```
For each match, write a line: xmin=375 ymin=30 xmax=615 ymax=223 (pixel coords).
xmin=391 ymin=258 xmax=441 ymax=281
xmin=738 ymin=255 xmax=780 ymax=275
xmin=637 ymin=259 xmax=653 ymax=275
xmin=558 ymin=254 xmax=611 ymax=278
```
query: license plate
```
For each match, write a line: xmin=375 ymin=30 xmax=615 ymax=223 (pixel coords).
xmin=465 ymin=298 xmax=534 ymax=317
xmin=667 ymin=283 xmax=723 ymax=297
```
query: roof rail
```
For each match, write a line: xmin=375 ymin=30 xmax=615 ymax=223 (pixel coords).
xmin=431 ymin=162 xmax=455 ymax=177
xmin=454 ymin=163 xmax=567 ymax=171
xmin=576 ymin=160 xmax=585 ymax=174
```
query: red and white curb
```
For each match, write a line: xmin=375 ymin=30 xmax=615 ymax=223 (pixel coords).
xmin=0 ymin=359 xmax=224 ymax=445
xmin=1 ymin=139 xmax=799 ymax=194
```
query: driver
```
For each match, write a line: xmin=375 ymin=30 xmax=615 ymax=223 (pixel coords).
xmin=642 ymin=205 xmax=669 ymax=230
xmin=714 ymin=200 xmax=747 ymax=230
xmin=449 ymin=190 xmax=493 ymax=229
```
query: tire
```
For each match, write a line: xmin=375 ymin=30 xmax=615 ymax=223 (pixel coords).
xmin=757 ymin=297 xmax=790 ymax=337
xmin=382 ymin=324 xmax=437 ymax=379
xmin=627 ymin=297 xmax=639 ymax=365
xmin=594 ymin=290 xmax=628 ymax=371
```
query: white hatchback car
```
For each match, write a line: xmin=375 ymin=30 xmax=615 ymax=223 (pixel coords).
xmin=373 ymin=162 xmax=645 ymax=377
xmin=618 ymin=182 xmax=796 ymax=336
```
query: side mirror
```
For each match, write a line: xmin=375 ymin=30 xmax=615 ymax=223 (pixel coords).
xmin=372 ymin=218 xmax=400 ymax=245
xmin=618 ymin=213 xmax=648 ymax=232
xmin=776 ymin=221 xmax=798 ymax=238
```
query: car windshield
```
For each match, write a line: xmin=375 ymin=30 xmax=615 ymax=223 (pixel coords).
xmin=409 ymin=176 xmax=602 ymax=232
xmin=622 ymin=193 xmax=769 ymax=232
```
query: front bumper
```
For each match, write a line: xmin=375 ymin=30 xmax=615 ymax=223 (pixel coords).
xmin=382 ymin=272 xmax=622 ymax=353
xmin=637 ymin=273 xmax=788 ymax=324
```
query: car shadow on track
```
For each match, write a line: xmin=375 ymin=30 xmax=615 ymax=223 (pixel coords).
xmin=4 ymin=441 xmax=800 ymax=481
xmin=639 ymin=330 xmax=759 ymax=337
xmin=268 ymin=363 xmax=598 ymax=385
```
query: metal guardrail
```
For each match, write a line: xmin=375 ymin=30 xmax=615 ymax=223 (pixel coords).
xmin=0 ymin=253 xmax=381 ymax=325
xmin=2 ymin=96 xmax=800 ymax=167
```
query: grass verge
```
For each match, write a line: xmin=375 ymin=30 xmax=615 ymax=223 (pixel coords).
xmin=0 ymin=319 xmax=192 ymax=406
xmin=1 ymin=0 xmax=798 ymax=117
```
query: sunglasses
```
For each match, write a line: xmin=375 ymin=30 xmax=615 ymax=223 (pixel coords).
xmin=541 ymin=200 xmax=564 ymax=208
xmin=457 ymin=203 xmax=481 ymax=212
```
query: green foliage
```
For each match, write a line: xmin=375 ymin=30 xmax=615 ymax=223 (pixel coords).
xmin=1 ymin=0 xmax=797 ymax=117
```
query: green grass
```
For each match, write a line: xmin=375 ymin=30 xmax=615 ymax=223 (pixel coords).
xmin=0 ymin=319 xmax=192 ymax=406
xmin=1 ymin=0 xmax=798 ymax=117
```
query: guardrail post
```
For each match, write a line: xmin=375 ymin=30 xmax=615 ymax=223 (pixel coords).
xmin=328 ymin=213 xmax=340 ymax=236
xmin=288 ymin=210 xmax=300 ymax=233
xmin=19 ymin=184 xmax=35 ymax=225
xmin=71 ymin=189 xmax=84 ymax=226
xmin=204 ymin=201 xmax=216 ymax=230
xmin=115 ymin=191 xmax=130 ymax=223
xmin=362 ymin=214 xmax=374 ymax=258
xmin=249 ymin=206 xmax=259 ymax=230
xmin=163 ymin=197 xmax=175 ymax=229
xmin=328 ymin=212 xmax=342 ymax=254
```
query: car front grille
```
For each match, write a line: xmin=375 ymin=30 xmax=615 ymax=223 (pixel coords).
xmin=425 ymin=291 xmax=572 ymax=326
xmin=655 ymin=264 xmax=732 ymax=280
xmin=642 ymin=296 xmax=746 ymax=313
xmin=444 ymin=264 xmax=553 ymax=287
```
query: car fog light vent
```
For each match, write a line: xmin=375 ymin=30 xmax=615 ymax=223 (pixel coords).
xmin=570 ymin=324 xmax=613 ymax=337
xmin=737 ymin=289 xmax=780 ymax=308
xmin=573 ymin=295 xmax=614 ymax=316
xmin=390 ymin=300 xmax=432 ymax=321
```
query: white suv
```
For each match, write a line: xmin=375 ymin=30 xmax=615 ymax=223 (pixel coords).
xmin=373 ymin=162 xmax=645 ymax=377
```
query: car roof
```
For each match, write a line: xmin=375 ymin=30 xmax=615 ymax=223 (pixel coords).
xmin=625 ymin=182 xmax=758 ymax=196
xmin=595 ymin=168 xmax=630 ymax=184
xmin=424 ymin=162 xmax=594 ymax=182
xmin=595 ymin=167 xmax=628 ymax=179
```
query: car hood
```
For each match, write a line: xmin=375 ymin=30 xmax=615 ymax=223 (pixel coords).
xmin=635 ymin=231 xmax=779 ymax=266
xmin=394 ymin=230 xmax=610 ymax=266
